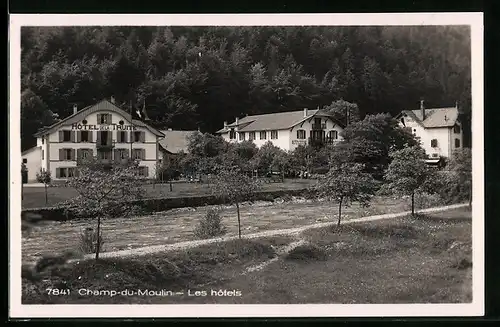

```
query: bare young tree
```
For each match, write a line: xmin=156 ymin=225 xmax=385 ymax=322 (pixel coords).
xmin=315 ymin=162 xmax=378 ymax=226
xmin=209 ymin=165 xmax=262 ymax=239
xmin=62 ymin=157 xmax=145 ymax=260
xmin=36 ymin=169 xmax=51 ymax=205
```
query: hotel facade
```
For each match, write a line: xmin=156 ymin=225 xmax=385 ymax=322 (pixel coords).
xmin=216 ymin=108 xmax=345 ymax=152
xmin=24 ymin=99 xmax=165 ymax=182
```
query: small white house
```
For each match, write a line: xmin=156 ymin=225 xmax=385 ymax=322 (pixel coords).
xmin=396 ymin=101 xmax=464 ymax=159
xmin=22 ymin=146 xmax=42 ymax=183
xmin=216 ymin=108 xmax=345 ymax=152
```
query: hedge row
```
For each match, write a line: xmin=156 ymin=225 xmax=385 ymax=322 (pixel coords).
xmin=22 ymin=188 xmax=312 ymax=221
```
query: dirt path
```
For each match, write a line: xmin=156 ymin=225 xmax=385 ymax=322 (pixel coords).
xmin=82 ymin=203 xmax=469 ymax=261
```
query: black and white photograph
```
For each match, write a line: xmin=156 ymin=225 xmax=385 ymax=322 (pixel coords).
xmin=9 ymin=13 xmax=484 ymax=318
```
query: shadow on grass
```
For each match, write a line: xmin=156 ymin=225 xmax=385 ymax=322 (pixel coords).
xmin=22 ymin=239 xmax=277 ymax=304
xmin=284 ymin=243 xmax=328 ymax=262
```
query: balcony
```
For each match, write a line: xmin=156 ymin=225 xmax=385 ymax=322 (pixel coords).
xmin=96 ymin=140 xmax=115 ymax=150
xmin=312 ymin=123 xmax=326 ymax=130
xmin=308 ymin=137 xmax=340 ymax=147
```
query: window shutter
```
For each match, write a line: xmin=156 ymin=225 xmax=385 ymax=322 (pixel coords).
xmin=144 ymin=166 xmax=149 ymax=177
xmin=107 ymin=131 xmax=112 ymax=145
xmin=97 ymin=131 xmax=101 ymax=143
xmin=59 ymin=149 xmax=63 ymax=160
xmin=56 ymin=168 xmax=61 ymax=178
xmin=114 ymin=149 xmax=119 ymax=161
xmin=141 ymin=149 xmax=146 ymax=160
xmin=77 ymin=131 xmax=81 ymax=142
xmin=108 ymin=114 xmax=112 ymax=124
xmin=71 ymin=131 xmax=76 ymax=143
xmin=97 ymin=114 xmax=101 ymax=124
xmin=77 ymin=149 xmax=82 ymax=161
xmin=89 ymin=131 xmax=93 ymax=142
xmin=141 ymin=131 xmax=145 ymax=143
xmin=59 ymin=131 xmax=64 ymax=142
xmin=71 ymin=149 xmax=76 ymax=160
xmin=117 ymin=131 xmax=122 ymax=143
xmin=123 ymin=132 xmax=128 ymax=143
xmin=125 ymin=148 xmax=130 ymax=158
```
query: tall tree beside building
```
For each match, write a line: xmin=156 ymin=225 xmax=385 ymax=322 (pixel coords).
xmin=382 ymin=146 xmax=438 ymax=216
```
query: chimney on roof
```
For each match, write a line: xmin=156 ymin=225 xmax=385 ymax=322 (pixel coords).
xmin=224 ymin=121 xmax=228 ymax=128
xmin=235 ymin=117 xmax=239 ymax=125
xmin=420 ymin=99 xmax=425 ymax=120
xmin=110 ymin=96 xmax=115 ymax=104
xmin=73 ymin=104 xmax=78 ymax=115
xmin=304 ymin=108 xmax=308 ymax=117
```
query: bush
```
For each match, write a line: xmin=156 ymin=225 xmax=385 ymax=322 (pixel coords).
xmin=78 ymin=227 xmax=104 ymax=254
xmin=285 ymin=243 xmax=328 ymax=262
xmin=193 ymin=207 xmax=227 ymax=239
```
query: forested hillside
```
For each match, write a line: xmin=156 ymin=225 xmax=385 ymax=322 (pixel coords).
xmin=20 ymin=26 xmax=471 ymax=151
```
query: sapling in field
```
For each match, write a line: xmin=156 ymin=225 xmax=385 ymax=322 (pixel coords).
xmin=209 ymin=165 xmax=262 ymax=239
xmin=62 ymin=157 xmax=145 ymax=260
xmin=315 ymin=162 xmax=378 ymax=226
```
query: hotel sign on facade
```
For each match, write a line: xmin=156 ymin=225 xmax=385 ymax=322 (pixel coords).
xmin=71 ymin=123 xmax=138 ymax=131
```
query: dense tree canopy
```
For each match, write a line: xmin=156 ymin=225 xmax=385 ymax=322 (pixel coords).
xmin=21 ymin=26 xmax=471 ymax=151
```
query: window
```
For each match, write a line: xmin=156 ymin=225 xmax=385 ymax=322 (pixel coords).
xmin=98 ymin=113 xmax=112 ymax=124
xmin=42 ymin=137 xmax=44 ymax=144
xmin=431 ymin=139 xmax=438 ymax=148
xmin=81 ymin=131 xmax=90 ymax=142
xmin=82 ymin=149 xmax=91 ymax=159
xmin=314 ymin=118 xmax=321 ymax=125
xmin=98 ymin=131 xmax=110 ymax=145
xmin=297 ymin=129 xmax=306 ymax=139
xmin=118 ymin=149 xmax=127 ymax=159
xmin=260 ymin=131 xmax=267 ymax=140
xmin=63 ymin=130 xmax=71 ymax=142
xmin=42 ymin=150 xmax=44 ymax=160
xmin=271 ymin=130 xmax=278 ymax=139
xmin=327 ymin=130 xmax=338 ymax=140
xmin=431 ymin=153 xmax=439 ymax=158
xmin=68 ymin=168 xmax=76 ymax=178
xmin=239 ymin=132 xmax=246 ymax=141
xmin=63 ymin=149 xmax=73 ymax=160
xmin=23 ymin=158 xmax=27 ymax=164
xmin=57 ymin=167 xmax=76 ymax=178
xmin=118 ymin=131 xmax=127 ymax=143
xmin=133 ymin=131 xmax=142 ymax=142
xmin=455 ymin=138 xmax=461 ymax=148
xmin=229 ymin=129 xmax=236 ymax=140
xmin=454 ymin=124 xmax=461 ymax=134
xmin=132 ymin=149 xmax=144 ymax=160
xmin=249 ymin=131 xmax=256 ymax=141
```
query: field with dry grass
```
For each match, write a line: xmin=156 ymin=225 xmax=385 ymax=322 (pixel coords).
xmin=22 ymin=195 xmax=443 ymax=264
xmin=22 ymin=207 xmax=471 ymax=304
